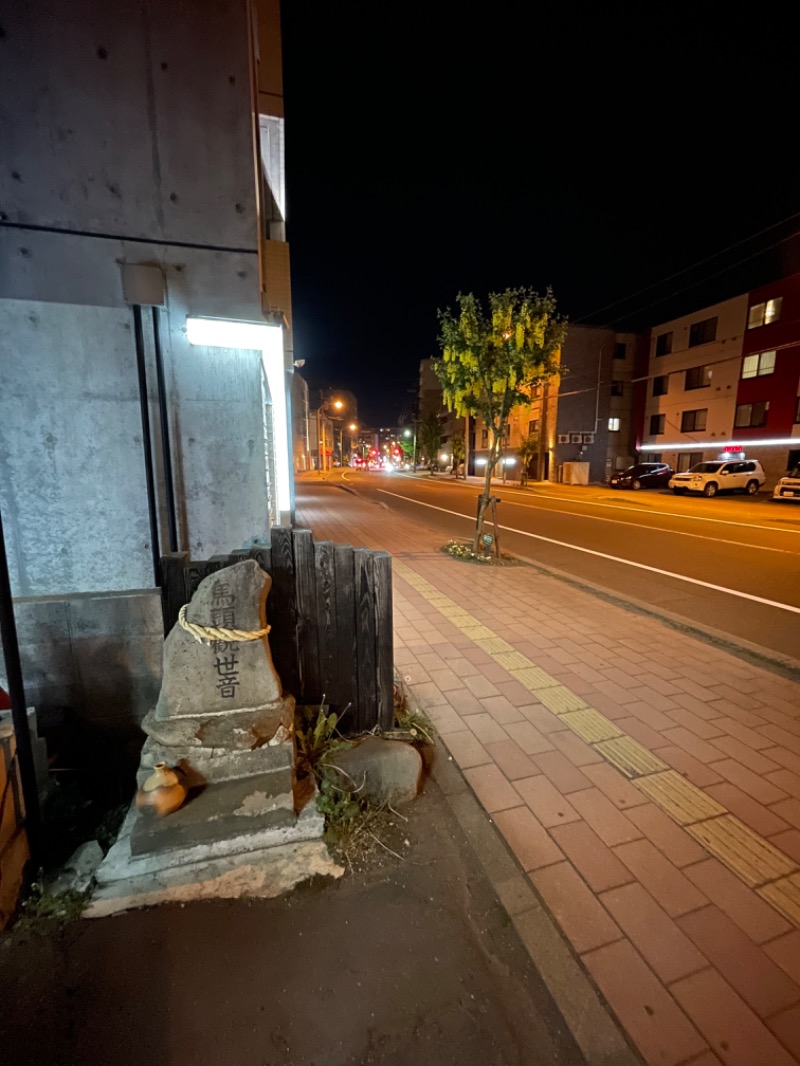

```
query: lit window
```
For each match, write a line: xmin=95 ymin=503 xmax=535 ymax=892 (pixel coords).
xmin=748 ymin=298 xmax=782 ymax=329
xmin=655 ymin=331 xmax=673 ymax=356
xmin=608 ymin=417 xmax=620 ymax=432
xmin=685 ymin=365 xmax=709 ymax=390
xmin=741 ymin=351 xmax=776 ymax=378
xmin=681 ymin=409 xmax=708 ymax=432
xmin=689 ymin=317 xmax=717 ymax=347
xmin=649 ymin=414 xmax=665 ymax=435
xmin=735 ymin=402 xmax=769 ymax=428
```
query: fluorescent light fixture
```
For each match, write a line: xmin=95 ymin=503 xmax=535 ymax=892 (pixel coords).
xmin=440 ymin=453 xmax=449 ymax=463
xmin=186 ymin=316 xmax=291 ymax=514
xmin=504 ymin=457 xmax=516 ymax=466
xmin=186 ymin=316 xmax=279 ymax=350
xmin=475 ymin=457 xmax=487 ymax=466
xmin=640 ymin=437 xmax=799 ymax=452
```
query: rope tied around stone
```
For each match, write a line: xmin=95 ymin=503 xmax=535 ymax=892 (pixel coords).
xmin=178 ymin=603 xmax=271 ymax=646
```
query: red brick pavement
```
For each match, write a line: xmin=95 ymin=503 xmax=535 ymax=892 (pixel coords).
xmin=297 ymin=478 xmax=800 ymax=1066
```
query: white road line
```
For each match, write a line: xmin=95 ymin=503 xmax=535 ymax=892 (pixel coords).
xmin=376 ymin=489 xmax=800 ymax=616
xmin=393 ymin=472 xmax=800 ymax=537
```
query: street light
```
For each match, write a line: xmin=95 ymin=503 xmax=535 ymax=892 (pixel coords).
xmin=316 ymin=397 xmax=345 ymax=475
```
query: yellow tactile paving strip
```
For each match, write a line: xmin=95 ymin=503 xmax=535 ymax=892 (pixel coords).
xmin=560 ymin=709 xmax=623 ymax=744
xmin=759 ymin=875 xmax=800 ymax=925
xmin=593 ymin=737 xmax=668 ymax=778
xmin=393 ymin=559 xmax=800 ymax=928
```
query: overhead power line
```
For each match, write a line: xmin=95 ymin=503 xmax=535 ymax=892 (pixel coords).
xmin=574 ymin=210 xmax=800 ymax=326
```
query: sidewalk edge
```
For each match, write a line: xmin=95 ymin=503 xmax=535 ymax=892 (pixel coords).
xmin=428 ymin=745 xmax=644 ymax=1066
xmin=508 ymin=550 xmax=800 ymax=680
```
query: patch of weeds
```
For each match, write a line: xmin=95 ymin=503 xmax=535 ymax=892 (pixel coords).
xmin=295 ymin=702 xmax=366 ymax=857
xmin=440 ymin=539 xmax=519 ymax=566
xmin=295 ymin=701 xmax=418 ymax=870
xmin=14 ymin=878 xmax=87 ymax=934
xmin=392 ymin=683 xmax=436 ymax=747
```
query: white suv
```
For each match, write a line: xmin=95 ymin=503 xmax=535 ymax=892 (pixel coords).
xmin=669 ymin=459 xmax=766 ymax=498
xmin=773 ymin=465 xmax=800 ymax=503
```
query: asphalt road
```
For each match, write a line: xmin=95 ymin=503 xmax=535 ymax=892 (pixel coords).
xmin=336 ymin=471 xmax=800 ymax=663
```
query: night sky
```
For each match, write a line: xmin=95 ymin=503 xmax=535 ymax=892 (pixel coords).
xmin=281 ymin=3 xmax=800 ymax=426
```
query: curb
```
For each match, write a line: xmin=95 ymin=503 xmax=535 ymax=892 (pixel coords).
xmin=430 ymin=745 xmax=644 ymax=1066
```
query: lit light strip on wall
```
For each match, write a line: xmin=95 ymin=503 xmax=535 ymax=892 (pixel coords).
xmin=641 ymin=437 xmax=799 ymax=451
xmin=186 ymin=316 xmax=291 ymax=514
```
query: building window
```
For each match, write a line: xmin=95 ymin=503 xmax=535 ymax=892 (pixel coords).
xmin=649 ymin=453 xmax=662 ymax=463
xmin=650 ymin=413 xmax=665 ymax=435
xmin=735 ymin=401 xmax=769 ymax=428
xmin=685 ymin=365 xmax=709 ymax=390
xmin=748 ymin=297 xmax=782 ymax=329
xmin=678 ymin=451 xmax=704 ymax=472
xmin=528 ymin=419 xmax=539 ymax=433
xmin=681 ymin=408 xmax=708 ymax=432
xmin=796 ymin=397 xmax=800 ymax=424
xmin=688 ymin=317 xmax=717 ymax=347
xmin=653 ymin=375 xmax=669 ymax=396
xmin=481 ymin=429 xmax=488 ymax=447
xmin=608 ymin=417 xmax=620 ymax=432
xmin=610 ymin=380 xmax=624 ymax=396
xmin=741 ymin=350 xmax=776 ymax=379
xmin=655 ymin=331 xmax=673 ymax=356
xmin=614 ymin=342 xmax=627 ymax=360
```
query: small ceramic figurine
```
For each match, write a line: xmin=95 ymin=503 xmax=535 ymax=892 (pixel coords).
xmin=135 ymin=762 xmax=187 ymax=817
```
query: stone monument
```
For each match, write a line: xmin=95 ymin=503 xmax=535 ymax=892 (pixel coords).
xmin=90 ymin=560 xmax=337 ymax=912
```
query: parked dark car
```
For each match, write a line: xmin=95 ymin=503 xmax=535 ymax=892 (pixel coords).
xmin=609 ymin=462 xmax=674 ymax=490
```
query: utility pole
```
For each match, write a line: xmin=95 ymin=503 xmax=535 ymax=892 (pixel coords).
xmin=537 ymin=380 xmax=550 ymax=482
xmin=464 ymin=413 xmax=470 ymax=479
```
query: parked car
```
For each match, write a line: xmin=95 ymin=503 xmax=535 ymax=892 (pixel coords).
xmin=772 ymin=465 xmax=800 ymax=503
xmin=609 ymin=462 xmax=674 ymax=490
xmin=669 ymin=459 xmax=766 ymax=497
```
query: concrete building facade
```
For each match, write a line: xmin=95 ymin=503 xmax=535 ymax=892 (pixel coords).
xmin=638 ymin=295 xmax=748 ymax=471
xmin=0 ymin=0 xmax=293 ymax=600
xmin=0 ymin=0 xmax=294 ymax=739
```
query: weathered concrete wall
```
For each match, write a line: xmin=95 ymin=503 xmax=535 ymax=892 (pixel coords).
xmin=0 ymin=588 xmax=163 ymax=745
xmin=0 ymin=0 xmax=258 ymax=249
xmin=0 ymin=0 xmax=277 ymax=596
xmin=0 ymin=285 xmax=270 ymax=595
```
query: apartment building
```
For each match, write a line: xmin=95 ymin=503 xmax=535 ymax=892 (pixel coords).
xmin=638 ymin=295 xmax=749 ymax=471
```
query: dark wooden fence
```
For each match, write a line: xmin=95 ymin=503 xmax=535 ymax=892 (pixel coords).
xmin=160 ymin=527 xmax=394 ymax=733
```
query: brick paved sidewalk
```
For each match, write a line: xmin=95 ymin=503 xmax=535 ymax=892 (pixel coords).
xmin=296 ymin=480 xmax=800 ymax=1066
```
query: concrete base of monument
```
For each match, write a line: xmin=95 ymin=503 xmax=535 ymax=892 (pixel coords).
xmin=88 ymin=780 xmax=338 ymax=917
xmin=138 ymin=735 xmax=295 ymax=786
xmin=129 ymin=770 xmax=297 ymax=855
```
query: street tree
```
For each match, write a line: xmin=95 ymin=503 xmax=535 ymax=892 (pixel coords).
xmin=418 ymin=410 xmax=442 ymax=475
xmin=517 ymin=432 xmax=539 ymax=487
xmin=435 ymin=287 xmax=566 ymax=550
xmin=450 ymin=428 xmax=465 ymax=478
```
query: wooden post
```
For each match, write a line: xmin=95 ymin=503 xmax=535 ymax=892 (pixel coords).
xmin=333 ymin=543 xmax=357 ymax=729
xmin=314 ymin=541 xmax=338 ymax=709
xmin=160 ymin=551 xmax=189 ymax=635
xmin=373 ymin=551 xmax=394 ymax=730
xmin=293 ymin=529 xmax=322 ymax=704
xmin=353 ymin=549 xmax=377 ymax=732
xmin=269 ymin=526 xmax=300 ymax=697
